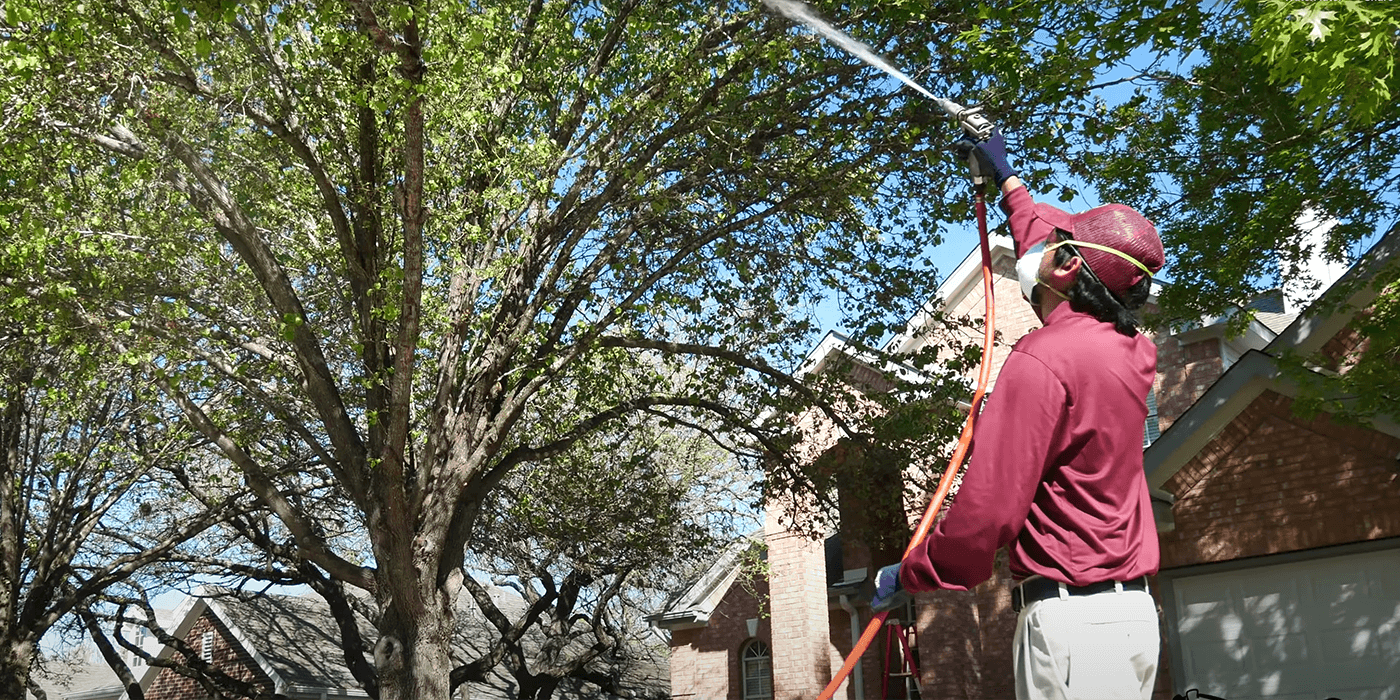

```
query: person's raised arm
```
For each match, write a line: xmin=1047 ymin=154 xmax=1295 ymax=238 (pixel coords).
xmin=957 ymin=130 xmax=1051 ymax=257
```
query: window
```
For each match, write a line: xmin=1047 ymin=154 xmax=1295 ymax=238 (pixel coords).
xmin=1142 ymin=388 xmax=1160 ymax=448
xmin=741 ymin=639 xmax=773 ymax=700
xmin=201 ymin=630 xmax=214 ymax=663
xmin=131 ymin=629 xmax=146 ymax=666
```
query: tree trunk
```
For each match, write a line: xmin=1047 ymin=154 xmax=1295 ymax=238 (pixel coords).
xmin=521 ymin=677 xmax=562 ymax=700
xmin=1 ymin=638 xmax=37 ymax=700
xmin=374 ymin=583 xmax=457 ymax=700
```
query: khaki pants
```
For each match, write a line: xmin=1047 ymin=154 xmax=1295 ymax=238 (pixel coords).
xmin=1013 ymin=585 xmax=1159 ymax=700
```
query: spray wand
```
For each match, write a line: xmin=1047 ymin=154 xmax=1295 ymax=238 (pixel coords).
xmin=760 ymin=0 xmax=998 ymax=141
xmin=757 ymin=2 xmax=1001 ymax=698
xmin=935 ymin=97 xmax=996 ymax=142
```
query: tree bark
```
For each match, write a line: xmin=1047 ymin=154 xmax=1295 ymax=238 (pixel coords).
xmin=374 ymin=579 xmax=457 ymax=700
xmin=1 ymin=638 xmax=37 ymax=700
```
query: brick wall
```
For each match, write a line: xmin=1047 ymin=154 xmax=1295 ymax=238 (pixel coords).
xmin=971 ymin=559 xmax=1017 ymax=700
xmin=1159 ymin=390 xmax=1400 ymax=569
xmin=667 ymin=571 xmax=770 ymax=700
xmin=909 ymin=552 xmax=1017 ymax=700
xmin=913 ymin=587 xmax=982 ymax=699
xmin=1154 ymin=334 xmax=1225 ymax=431
xmin=765 ymin=507 xmax=834 ymax=700
xmin=144 ymin=608 xmax=274 ymax=700
xmin=1148 ymin=389 xmax=1400 ymax=699
xmin=1317 ymin=322 xmax=1369 ymax=371
xmin=940 ymin=255 xmax=1039 ymax=393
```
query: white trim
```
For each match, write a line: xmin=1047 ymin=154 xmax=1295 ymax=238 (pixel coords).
xmin=205 ymin=594 xmax=291 ymax=695
xmin=884 ymin=234 xmax=1015 ymax=356
xmin=285 ymin=684 xmax=373 ymax=698
xmin=64 ymin=686 xmax=126 ymax=700
xmin=1170 ymin=315 xmax=1276 ymax=351
xmin=648 ymin=533 xmax=763 ymax=630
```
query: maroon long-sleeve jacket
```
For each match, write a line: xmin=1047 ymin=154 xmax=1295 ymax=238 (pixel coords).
xmin=900 ymin=186 xmax=1160 ymax=590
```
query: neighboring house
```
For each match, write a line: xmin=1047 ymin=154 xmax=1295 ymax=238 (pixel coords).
xmin=1146 ymin=228 xmax=1400 ymax=699
xmin=652 ymin=226 xmax=1400 ymax=700
xmin=123 ymin=589 xmax=387 ymax=700
xmin=35 ymin=585 xmax=667 ymax=700
xmin=648 ymin=535 xmax=770 ymax=700
xmin=26 ymin=607 xmax=178 ymax=700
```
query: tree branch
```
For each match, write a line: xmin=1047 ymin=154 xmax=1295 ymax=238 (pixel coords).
xmin=151 ymin=128 xmax=371 ymax=504
xmin=598 ymin=335 xmax=860 ymax=437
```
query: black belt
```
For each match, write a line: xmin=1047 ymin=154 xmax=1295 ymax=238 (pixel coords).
xmin=1011 ymin=576 xmax=1148 ymax=612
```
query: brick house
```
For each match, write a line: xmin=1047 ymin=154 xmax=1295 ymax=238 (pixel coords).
xmin=27 ymin=609 xmax=175 ymax=700
xmin=100 ymin=586 xmax=668 ymax=700
xmin=652 ymin=226 xmax=1400 ymax=700
xmin=121 ymin=590 xmax=380 ymax=700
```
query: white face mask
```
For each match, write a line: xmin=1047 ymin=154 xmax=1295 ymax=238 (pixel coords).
xmin=1018 ymin=240 xmax=1079 ymax=306
xmin=1015 ymin=241 xmax=1046 ymax=302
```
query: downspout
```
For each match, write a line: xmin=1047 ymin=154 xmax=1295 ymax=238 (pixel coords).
xmin=838 ymin=595 xmax=864 ymax=700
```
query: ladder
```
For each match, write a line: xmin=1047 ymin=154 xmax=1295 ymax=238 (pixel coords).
xmin=880 ymin=617 xmax=921 ymax=700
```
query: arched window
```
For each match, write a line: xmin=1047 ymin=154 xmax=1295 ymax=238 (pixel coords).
xmin=741 ymin=639 xmax=773 ymax=700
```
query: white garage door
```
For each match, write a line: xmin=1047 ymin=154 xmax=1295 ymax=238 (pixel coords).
xmin=1170 ymin=547 xmax=1400 ymax=700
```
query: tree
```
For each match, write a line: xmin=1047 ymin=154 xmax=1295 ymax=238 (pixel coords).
xmin=877 ymin=0 xmax=1399 ymax=423
xmin=0 ymin=124 xmax=254 ymax=698
xmin=2 ymin=0 xmax=1286 ymax=697
xmin=462 ymin=417 xmax=751 ymax=700
xmin=0 ymin=0 xmax=1000 ymax=696
xmin=92 ymin=411 xmax=746 ymax=700
xmin=1251 ymin=1 xmax=1400 ymax=128
xmin=0 ymin=349 xmax=246 ymax=700
xmin=1065 ymin=1 xmax=1400 ymax=421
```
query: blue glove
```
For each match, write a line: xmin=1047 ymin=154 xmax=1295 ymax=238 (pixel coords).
xmin=954 ymin=128 xmax=1017 ymax=187
xmin=870 ymin=562 xmax=911 ymax=613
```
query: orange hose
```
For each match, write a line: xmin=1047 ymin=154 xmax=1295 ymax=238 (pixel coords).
xmin=815 ymin=185 xmax=996 ymax=700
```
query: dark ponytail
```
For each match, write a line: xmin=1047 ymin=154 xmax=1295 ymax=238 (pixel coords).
xmin=1053 ymin=233 xmax=1151 ymax=336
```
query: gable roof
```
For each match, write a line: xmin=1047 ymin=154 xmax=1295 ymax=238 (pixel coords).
xmin=647 ymin=533 xmax=762 ymax=631
xmin=116 ymin=589 xmax=387 ymax=700
xmin=800 ymin=234 xmax=1018 ymax=377
xmin=1145 ymin=225 xmax=1400 ymax=492
xmin=884 ymin=233 xmax=1018 ymax=356
xmin=28 ymin=657 xmax=122 ymax=700
xmin=205 ymin=591 xmax=376 ymax=697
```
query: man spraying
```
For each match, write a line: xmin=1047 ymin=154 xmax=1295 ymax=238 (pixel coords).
xmin=871 ymin=130 xmax=1167 ymax=700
